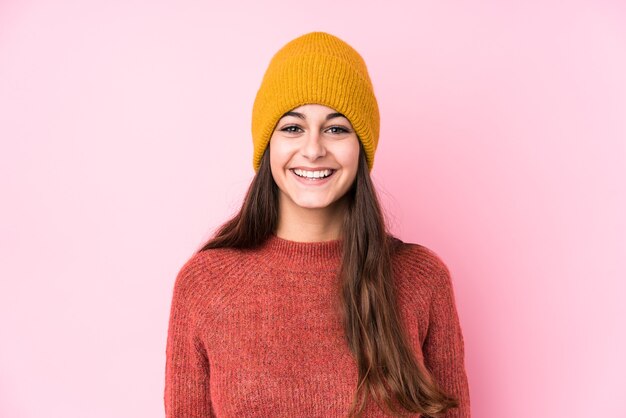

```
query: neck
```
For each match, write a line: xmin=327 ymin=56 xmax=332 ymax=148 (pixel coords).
xmin=275 ymin=195 xmax=348 ymax=242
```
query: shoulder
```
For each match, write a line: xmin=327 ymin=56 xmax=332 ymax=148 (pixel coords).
xmin=388 ymin=235 xmax=453 ymax=293
xmin=171 ymin=246 xmax=251 ymax=301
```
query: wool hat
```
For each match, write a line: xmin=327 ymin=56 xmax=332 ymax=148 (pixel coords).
xmin=251 ymin=31 xmax=380 ymax=173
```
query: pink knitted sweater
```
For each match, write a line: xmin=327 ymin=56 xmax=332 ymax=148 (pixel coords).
xmin=164 ymin=233 xmax=471 ymax=417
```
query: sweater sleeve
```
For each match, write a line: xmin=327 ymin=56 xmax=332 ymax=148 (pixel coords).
xmin=422 ymin=265 xmax=471 ymax=417
xmin=164 ymin=255 xmax=214 ymax=417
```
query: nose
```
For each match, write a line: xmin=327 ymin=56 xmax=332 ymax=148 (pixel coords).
xmin=300 ymin=129 xmax=326 ymax=161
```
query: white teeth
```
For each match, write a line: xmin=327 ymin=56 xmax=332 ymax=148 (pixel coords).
xmin=293 ymin=169 xmax=333 ymax=179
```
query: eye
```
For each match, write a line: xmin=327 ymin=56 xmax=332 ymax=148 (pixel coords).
xmin=280 ymin=125 xmax=303 ymax=133
xmin=327 ymin=126 xmax=350 ymax=134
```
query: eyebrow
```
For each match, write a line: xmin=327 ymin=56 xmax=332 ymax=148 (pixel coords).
xmin=281 ymin=111 xmax=347 ymax=121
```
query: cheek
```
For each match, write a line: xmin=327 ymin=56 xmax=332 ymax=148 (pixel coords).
xmin=269 ymin=139 xmax=289 ymax=163
xmin=268 ymin=142 xmax=277 ymax=170
xmin=269 ymin=139 xmax=291 ymax=184
xmin=338 ymin=141 xmax=360 ymax=173
xmin=269 ymin=140 xmax=282 ymax=170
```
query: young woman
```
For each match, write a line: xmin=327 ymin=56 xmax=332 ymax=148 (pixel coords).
xmin=165 ymin=31 xmax=471 ymax=417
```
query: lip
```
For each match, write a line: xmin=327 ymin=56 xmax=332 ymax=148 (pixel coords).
xmin=290 ymin=166 xmax=337 ymax=171
xmin=289 ymin=168 xmax=337 ymax=186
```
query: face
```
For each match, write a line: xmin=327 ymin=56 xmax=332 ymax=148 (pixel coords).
xmin=269 ymin=103 xmax=360 ymax=211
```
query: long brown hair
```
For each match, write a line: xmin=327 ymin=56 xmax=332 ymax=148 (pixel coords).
xmin=197 ymin=142 xmax=459 ymax=417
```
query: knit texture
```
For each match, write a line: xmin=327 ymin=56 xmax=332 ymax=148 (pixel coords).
xmin=164 ymin=234 xmax=471 ymax=417
xmin=251 ymin=31 xmax=380 ymax=173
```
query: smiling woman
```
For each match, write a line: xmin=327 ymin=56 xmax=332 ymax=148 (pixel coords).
xmin=164 ymin=31 xmax=471 ymax=418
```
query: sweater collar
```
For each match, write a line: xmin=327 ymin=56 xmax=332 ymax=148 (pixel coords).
xmin=254 ymin=232 xmax=343 ymax=272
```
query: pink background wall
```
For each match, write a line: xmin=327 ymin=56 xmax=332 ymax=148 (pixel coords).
xmin=1 ymin=1 xmax=625 ymax=417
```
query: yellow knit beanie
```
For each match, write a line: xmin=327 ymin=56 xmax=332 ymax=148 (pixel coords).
xmin=251 ymin=31 xmax=380 ymax=173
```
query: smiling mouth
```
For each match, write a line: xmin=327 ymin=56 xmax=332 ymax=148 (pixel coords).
xmin=290 ymin=169 xmax=336 ymax=180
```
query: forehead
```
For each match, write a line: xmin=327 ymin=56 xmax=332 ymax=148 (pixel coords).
xmin=290 ymin=103 xmax=336 ymax=112
xmin=280 ymin=103 xmax=348 ymax=121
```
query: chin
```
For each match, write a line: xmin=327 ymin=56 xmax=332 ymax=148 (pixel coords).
xmin=293 ymin=199 xmax=333 ymax=210
xmin=294 ymin=193 xmax=350 ymax=210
